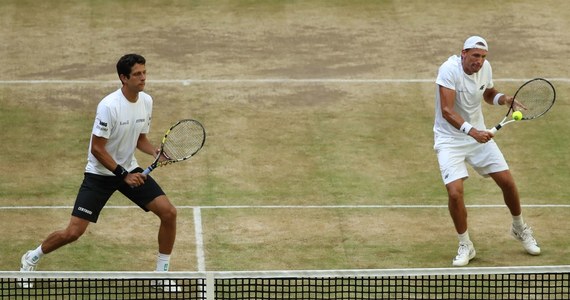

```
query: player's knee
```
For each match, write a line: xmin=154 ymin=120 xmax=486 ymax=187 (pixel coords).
xmin=159 ymin=205 xmax=177 ymax=221
xmin=61 ymin=219 xmax=88 ymax=243
xmin=499 ymin=179 xmax=517 ymax=192
xmin=168 ymin=206 xmax=177 ymax=220
xmin=447 ymin=186 xmax=464 ymax=201
xmin=445 ymin=180 xmax=464 ymax=199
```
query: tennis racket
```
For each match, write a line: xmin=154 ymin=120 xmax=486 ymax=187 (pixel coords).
xmin=488 ymin=78 xmax=555 ymax=134
xmin=142 ymin=119 xmax=206 ymax=175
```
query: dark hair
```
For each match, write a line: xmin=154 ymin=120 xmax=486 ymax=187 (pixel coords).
xmin=116 ymin=54 xmax=146 ymax=79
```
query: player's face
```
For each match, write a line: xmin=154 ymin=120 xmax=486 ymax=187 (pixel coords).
xmin=125 ymin=63 xmax=146 ymax=92
xmin=461 ymin=48 xmax=487 ymax=75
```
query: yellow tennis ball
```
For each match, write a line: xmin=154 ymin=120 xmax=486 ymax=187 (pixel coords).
xmin=512 ymin=111 xmax=523 ymax=121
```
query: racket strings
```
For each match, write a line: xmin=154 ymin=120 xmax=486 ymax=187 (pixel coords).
xmin=162 ymin=121 xmax=205 ymax=160
xmin=514 ymin=80 xmax=555 ymax=119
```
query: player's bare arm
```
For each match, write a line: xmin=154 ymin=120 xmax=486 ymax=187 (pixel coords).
xmin=136 ymin=133 xmax=167 ymax=162
xmin=439 ymin=85 xmax=492 ymax=143
xmin=485 ymin=87 xmax=529 ymax=113
xmin=136 ymin=134 xmax=156 ymax=156
xmin=91 ymin=135 xmax=146 ymax=186
xmin=483 ymin=88 xmax=515 ymax=107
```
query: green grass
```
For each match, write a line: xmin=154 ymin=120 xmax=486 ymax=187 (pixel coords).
xmin=2 ymin=82 xmax=569 ymax=271
xmin=1 ymin=0 xmax=570 ymax=272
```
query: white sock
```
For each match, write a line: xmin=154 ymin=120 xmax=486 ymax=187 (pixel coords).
xmin=156 ymin=253 xmax=171 ymax=272
xmin=512 ymin=214 xmax=525 ymax=229
xmin=458 ymin=231 xmax=471 ymax=244
xmin=28 ymin=245 xmax=44 ymax=264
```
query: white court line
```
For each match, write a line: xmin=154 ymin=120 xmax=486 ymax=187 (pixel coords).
xmin=193 ymin=207 xmax=206 ymax=272
xmin=1 ymin=204 xmax=569 ymax=210
xmin=0 ymin=78 xmax=569 ymax=85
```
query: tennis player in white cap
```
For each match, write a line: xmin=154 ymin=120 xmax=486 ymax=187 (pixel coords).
xmin=433 ymin=36 xmax=541 ymax=266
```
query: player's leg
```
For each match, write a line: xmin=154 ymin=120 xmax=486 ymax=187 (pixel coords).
xmin=473 ymin=141 xmax=540 ymax=255
xmin=121 ymin=173 xmax=180 ymax=291
xmin=446 ymin=179 xmax=476 ymax=266
xmin=41 ymin=216 xmax=91 ymax=253
xmin=20 ymin=217 xmax=89 ymax=269
xmin=145 ymin=195 xmax=178 ymax=292
xmin=446 ymin=179 xmax=468 ymax=234
xmin=435 ymin=140 xmax=475 ymax=266
xmin=488 ymin=170 xmax=521 ymax=216
xmin=146 ymin=195 xmax=177 ymax=256
xmin=18 ymin=216 xmax=91 ymax=288
xmin=489 ymin=170 xmax=540 ymax=255
xmin=120 ymin=173 xmax=177 ymax=260
xmin=20 ymin=173 xmax=113 ymax=280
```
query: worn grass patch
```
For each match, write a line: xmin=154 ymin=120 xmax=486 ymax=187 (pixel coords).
xmin=1 ymin=0 xmax=569 ymax=271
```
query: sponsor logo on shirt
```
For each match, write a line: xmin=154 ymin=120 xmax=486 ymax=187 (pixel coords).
xmin=118 ymin=119 xmax=146 ymax=126
xmin=95 ymin=118 xmax=108 ymax=132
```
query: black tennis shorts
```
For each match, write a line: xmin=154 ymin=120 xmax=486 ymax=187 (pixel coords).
xmin=72 ymin=168 xmax=166 ymax=223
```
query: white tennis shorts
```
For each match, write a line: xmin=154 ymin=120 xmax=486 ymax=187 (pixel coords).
xmin=434 ymin=136 xmax=509 ymax=185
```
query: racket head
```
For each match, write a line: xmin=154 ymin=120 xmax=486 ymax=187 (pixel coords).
xmin=159 ymin=119 xmax=206 ymax=166
xmin=512 ymin=78 xmax=556 ymax=120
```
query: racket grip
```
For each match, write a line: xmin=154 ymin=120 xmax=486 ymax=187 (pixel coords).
xmin=130 ymin=167 xmax=153 ymax=188
xmin=488 ymin=124 xmax=503 ymax=134
xmin=142 ymin=167 xmax=153 ymax=175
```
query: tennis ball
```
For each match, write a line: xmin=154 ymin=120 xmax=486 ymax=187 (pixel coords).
xmin=512 ymin=111 xmax=523 ymax=121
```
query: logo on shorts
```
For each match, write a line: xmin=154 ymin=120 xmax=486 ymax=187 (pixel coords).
xmin=78 ymin=207 xmax=93 ymax=215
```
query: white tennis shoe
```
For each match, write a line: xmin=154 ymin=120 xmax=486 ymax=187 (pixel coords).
xmin=511 ymin=224 xmax=541 ymax=255
xmin=452 ymin=242 xmax=476 ymax=267
xmin=18 ymin=250 xmax=38 ymax=288
xmin=151 ymin=279 xmax=181 ymax=292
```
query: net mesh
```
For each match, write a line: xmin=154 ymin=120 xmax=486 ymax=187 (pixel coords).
xmin=2 ymin=267 xmax=569 ymax=299
xmin=2 ymin=276 xmax=205 ymax=299
xmin=214 ymin=274 xmax=569 ymax=299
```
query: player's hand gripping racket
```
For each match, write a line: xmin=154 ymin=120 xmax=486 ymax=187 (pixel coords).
xmin=142 ymin=119 xmax=206 ymax=175
xmin=488 ymin=78 xmax=555 ymax=134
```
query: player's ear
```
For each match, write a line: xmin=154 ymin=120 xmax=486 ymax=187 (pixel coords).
xmin=119 ymin=73 xmax=127 ymax=84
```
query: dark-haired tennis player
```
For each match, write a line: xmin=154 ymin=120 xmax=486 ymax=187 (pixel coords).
xmin=433 ymin=36 xmax=540 ymax=267
xmin=19 ymin=54 xmax=179 ymax=290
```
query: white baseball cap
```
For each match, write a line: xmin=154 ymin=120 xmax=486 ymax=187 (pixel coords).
xmin=463 ymin=36 xmax=488 ymax=51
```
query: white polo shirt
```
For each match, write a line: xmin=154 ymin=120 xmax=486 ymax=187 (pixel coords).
xmin=433 ymin=55 xmax=494 ymax=139
xmin=85 ymin=89 xmax=153 ymax=175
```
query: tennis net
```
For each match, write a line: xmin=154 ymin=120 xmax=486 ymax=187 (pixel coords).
xmin=2 ymin=266 xmax=569 ymax=299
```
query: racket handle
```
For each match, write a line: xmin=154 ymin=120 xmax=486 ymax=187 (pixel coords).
xmin=488 ymin=125 xmax=502 ymax=134
xmin=142 ymin=167 xmax=153 ymax=175
xmin=130 ymin=167 xmax=153 ymax=188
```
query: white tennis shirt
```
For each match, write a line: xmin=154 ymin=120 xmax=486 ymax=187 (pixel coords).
xmin=85 ymin=89 xmax=153 ymax=175
xmin=433 ymin=55 xmax=494 ymax=139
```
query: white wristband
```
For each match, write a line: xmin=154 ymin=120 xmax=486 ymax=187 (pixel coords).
xmin=493 ymin=93 xmax=504 ymax=105
xmin=460 ymin=122 xmax=473 ymax=135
